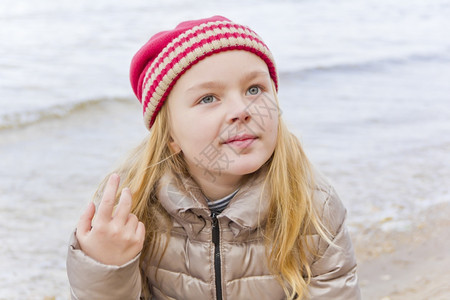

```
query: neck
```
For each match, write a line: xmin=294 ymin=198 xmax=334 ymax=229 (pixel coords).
xmin=190 ymin=171 xmax=243 ymax=201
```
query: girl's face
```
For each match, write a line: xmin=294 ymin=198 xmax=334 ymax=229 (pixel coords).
xmin=167 ymin=50 xmax=278 ymax=190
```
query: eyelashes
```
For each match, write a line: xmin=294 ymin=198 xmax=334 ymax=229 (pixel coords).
xmin=197 ymin=85 xmax=266 ymax=105
xmin=199 ymin=95 xmax=217 ymax=104
xmin=246 ymin=85 xmax=262 ymax=96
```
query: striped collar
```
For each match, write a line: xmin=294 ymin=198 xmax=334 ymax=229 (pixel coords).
xmin=206 ymin=189 xmax=240 ymax=215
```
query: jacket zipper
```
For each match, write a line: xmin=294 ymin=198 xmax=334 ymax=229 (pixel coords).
xmin=211 ymin=212 xmax=223 ymax=300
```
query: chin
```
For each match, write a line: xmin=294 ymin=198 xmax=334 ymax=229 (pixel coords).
xmin=227 ymin=159 xmax=267 ymax=176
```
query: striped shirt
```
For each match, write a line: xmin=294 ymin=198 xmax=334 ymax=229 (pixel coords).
xmin=207 ymin=189 xmax=239 ymax=215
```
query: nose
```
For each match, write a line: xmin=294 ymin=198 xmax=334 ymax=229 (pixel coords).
xmin=231 ymin=109 xmax=251 ymax=123
xmin=228 ymin=95 xmax=251 ymax=124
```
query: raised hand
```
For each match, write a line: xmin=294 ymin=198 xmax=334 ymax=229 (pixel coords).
xmin=76 ymin=173 xmax=146 ymax=266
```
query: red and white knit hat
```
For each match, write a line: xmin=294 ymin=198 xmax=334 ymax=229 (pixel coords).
xmin=130 ymin=15 xmax=278 ymax=130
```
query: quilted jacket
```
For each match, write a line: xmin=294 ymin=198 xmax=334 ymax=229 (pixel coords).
xmin=67 ymin=169 xmax=360 ymax=299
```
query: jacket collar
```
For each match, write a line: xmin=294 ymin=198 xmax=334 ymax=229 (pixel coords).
xmin=157 ymin=168 xmax=270 ymax=239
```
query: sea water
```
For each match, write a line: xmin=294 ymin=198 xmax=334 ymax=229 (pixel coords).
xmin=1 ymin=0 xmax=449 ymax=298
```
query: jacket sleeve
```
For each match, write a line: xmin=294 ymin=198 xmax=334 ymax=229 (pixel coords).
xmin=308 ymin=185 xmax=361 ymax=300
xmin=66 ymin=230 xmax=142 ymax=300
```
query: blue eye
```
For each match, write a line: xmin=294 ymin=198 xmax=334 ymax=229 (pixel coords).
xmin=247 ymin=86 xmax=260 ymax=96
xmin=199 ymin=95 xmax=216 ymax=104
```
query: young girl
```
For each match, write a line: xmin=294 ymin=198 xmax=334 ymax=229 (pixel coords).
xmin=67 ymin=16 xmax=360 ymax=299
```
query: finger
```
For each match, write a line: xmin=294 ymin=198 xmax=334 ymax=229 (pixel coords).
xmin=136 ymin=221 xmax=146 ymax=243
xmin=76 ymin=202 xmax=95 ymax=236
xmin=125 ymin=213 xmax=139 ymax=231
xmin=97 ymin=173 xmax=120 ymax=221
xmin=113 ymin=188 xmax=133 ymax=224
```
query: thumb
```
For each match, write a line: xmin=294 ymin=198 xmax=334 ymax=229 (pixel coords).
xmin=77 ymin=202 xmax=95 ymax=236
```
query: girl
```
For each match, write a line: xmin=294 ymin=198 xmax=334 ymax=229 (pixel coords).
xmin=67 ymin=16 xmax=360 ymax=299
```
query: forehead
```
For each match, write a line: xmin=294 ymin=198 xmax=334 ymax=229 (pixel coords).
xmin=173 ymin=50 xmax=269 ymax=88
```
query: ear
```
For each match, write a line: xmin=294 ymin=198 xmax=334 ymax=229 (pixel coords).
xmin=169 ymin=140 xmax=181 ymax=154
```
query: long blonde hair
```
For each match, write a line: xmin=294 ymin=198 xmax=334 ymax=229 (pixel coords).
xmin=264 ymin=113 xmax=332 ymax=299
xmin=93 ymin=88 xmax=331 ymax=299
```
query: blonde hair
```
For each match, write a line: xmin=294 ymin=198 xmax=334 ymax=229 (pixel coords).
xmin=264 ymin=107 xmax=332 ymax=299
xmin=93 ymin=86 xmax=331 ymax=299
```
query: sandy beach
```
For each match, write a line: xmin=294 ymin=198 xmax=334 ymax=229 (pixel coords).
xmin=356 ymin=202 xmax=450 ymax=300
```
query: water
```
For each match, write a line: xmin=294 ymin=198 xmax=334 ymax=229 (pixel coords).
xmin=1 ymin=0 xmax=449 ymax=298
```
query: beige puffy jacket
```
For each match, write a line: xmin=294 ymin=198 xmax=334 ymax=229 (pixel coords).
xmin=67 ymin=170 xmax=360 ymax=299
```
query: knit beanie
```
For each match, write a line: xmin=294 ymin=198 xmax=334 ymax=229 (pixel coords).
xmin=130 ymin=15 xmax=278 ymax=130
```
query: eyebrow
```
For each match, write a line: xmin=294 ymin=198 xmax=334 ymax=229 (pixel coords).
xmin=186 ymin=70 xmax=270 ymax=93
xmin=186 ymin=81 xmax=226 ymax=93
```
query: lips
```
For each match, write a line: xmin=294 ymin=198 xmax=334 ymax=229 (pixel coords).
xmin=223 ymin=134 xmax=257 ymax=149
xmin=224 ymin=134 xmax=256 ymax=143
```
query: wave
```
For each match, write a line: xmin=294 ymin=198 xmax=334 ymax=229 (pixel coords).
xmin=0 ymin=97 xmax=134 ymax=131
xmin=278 ymin=50 xmax=450 ymax=79
xmin=2 ymin=49 xmax=448 ymax=131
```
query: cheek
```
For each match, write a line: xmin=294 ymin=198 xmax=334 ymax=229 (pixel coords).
xmin=169 ymin=106 xmax=201 ymax=143
xmin=171 ymin=117 xmax=216 ymax=153
xmin=267 ymin=118 xmax=279 ymax=139
xmin=267 ymin=121 xmax=279 ymax=154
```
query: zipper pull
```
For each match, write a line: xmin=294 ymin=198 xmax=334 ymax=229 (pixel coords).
xmin=211 ymin=212 xmax=218 ymax=225
xmin=211 ymin=212 xmax=219 ymax=245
